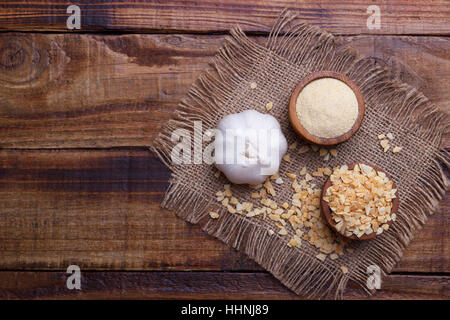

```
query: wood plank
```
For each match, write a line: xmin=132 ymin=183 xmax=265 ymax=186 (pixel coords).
xmin=0 ymin=1 xmax=449 ymax=35
xmin=0 ymin=149 xmax=448 ymax=272
xmin=0 ymin=33 xmax=449 ymax=149
xmin=0 ymin=33 xmax=218 ymax=148
xmin=0 ymin=149 xmax=258 ymax=271
xmin=0 ymin=271 xmax=448 ymax=299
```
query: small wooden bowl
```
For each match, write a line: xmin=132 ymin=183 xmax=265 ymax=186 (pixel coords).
xmin=289 ymin=71 xmax=365 ymax=146
xmin=320 ymin=162 xmax=399 ymax=241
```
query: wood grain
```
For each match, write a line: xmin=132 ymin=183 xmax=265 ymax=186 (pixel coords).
xmin=0 ymin=0 xmax=448 ymax=300
xmin=0 ymin=34 xmax=449 ymax=149
xmin=0 ymin=1 xmax=449 ymax=35
xmin=0 ymin=271 xmax=448 ymax=300
xmin=0 ymin=149 xmax=448 ymax=272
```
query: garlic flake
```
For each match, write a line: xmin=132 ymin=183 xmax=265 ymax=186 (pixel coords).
xmin=214 ymin=110 xmax=287 ymax=184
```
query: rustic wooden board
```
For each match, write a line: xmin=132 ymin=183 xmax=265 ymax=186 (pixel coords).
xmin=0 ymin=271 xmax=448 ymax=300
xmin=0 ymin=1 xmax=449 ymax=300
xmin=0 ymin=1 xmax=449 ymax=35
xmin=0 ymin=34 xmax=449 ymax=148
xmin=0 ymin=149 xmax=448 ymax=273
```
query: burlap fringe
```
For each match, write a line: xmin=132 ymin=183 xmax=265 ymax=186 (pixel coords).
xmin=150 ymin=10 xmax=449 ymax=298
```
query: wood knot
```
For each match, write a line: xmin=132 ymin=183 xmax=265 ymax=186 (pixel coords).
xmin=0 ymin=36 xmax=49 ymax=88
xmin=0 ymin=42 xmax=26 ymax=70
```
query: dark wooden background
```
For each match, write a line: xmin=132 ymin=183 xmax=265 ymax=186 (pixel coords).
xmin=0 ymin=1 xmax=448 ymax=299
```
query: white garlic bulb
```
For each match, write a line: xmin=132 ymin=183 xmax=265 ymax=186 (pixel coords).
xmin=214 ymin=110 xmax=287 ymax=184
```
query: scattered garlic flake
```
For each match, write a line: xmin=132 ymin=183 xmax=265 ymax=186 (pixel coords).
xmin=298 ymin=145 xmax=310 ymax=154
xmin=209 ymin=212 xmax=220 ymax=219
xmin=251 ymin=192 xmax=260 ymax=199
xmin=330 ymin=253 xmax=339 ymax=260
xmin=265 ymin=101 xmax=273 ymax=111
xmin=286 ymin=172 xmax=297 ymax=179
xmin=378 ymin=133 xmax=398 ymax=153
xmin=250 ymin=82 xmax=257 ymax=89
xmin=224 ymin=184 xmax=232 ymax=197
xmin=380 ymin=139 xmax=391 ymax=152
xmin=282 ymin=154 xmax=291 ymax=163
xmin=288 ymin=238 xmax=299 ymax=247
xmin=380 ymin=139 xmax=389 ymax=149
xmin=312 ymin=171 xmax=323 ymax=177
xmin=319 ymin=148 xmax=328 ymax=157
xmin=316 ymin=253 xmax=327 ymax=262
xmin=392 ymin=146 xmax=403 ymax=153
xmin=270 ymin=173 xmax=279 ymax=180
xmin=330 ymin=149 xmax=338 ymax=158
xmin=264 ymin=179 xmax=276 ymax=196
xmin=288 ymin=142 xmax=298 ymax=150
xmin=340 ymin=265 xmax=349 ymax=274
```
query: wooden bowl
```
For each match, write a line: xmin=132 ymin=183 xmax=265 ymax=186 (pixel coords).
xmin=320 ymin=162 xmax=399 ymax=241
xmin=289 ymin=71 xmax=365 ymax=146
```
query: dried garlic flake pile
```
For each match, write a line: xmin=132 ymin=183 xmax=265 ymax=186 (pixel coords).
xmin=213 ymin=164 xmax=348 ymax=259
xmin=323 ymin=164 xmax=397 ymax=238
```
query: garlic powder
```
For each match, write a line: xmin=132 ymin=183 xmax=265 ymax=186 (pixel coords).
xmin=296 ymin=78 xmax=358 ymax=138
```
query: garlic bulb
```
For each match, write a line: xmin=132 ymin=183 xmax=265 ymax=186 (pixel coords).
xmin=214 ymin=110 xmax=287 ymax=184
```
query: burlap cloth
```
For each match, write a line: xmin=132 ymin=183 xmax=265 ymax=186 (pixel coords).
xmin=152 ymin=11 xmax=449 ymax=298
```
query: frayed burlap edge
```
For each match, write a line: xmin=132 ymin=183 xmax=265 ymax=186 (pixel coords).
xmin=150 ymin=10 xmax=449 ymax=299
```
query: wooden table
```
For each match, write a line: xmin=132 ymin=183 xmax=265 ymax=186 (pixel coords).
xmin=0 ymin=1 xmax=448 ymax=299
